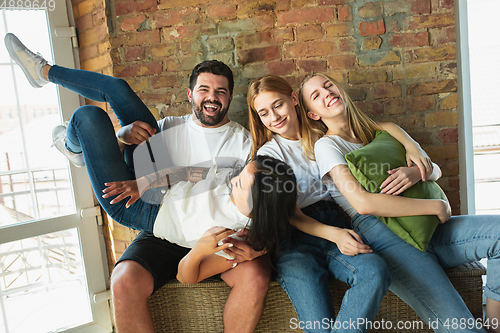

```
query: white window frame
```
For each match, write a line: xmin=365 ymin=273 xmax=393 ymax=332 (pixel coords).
xmin=455 ymin=0 xmax=476 ymax=215
xmin=0 ymin=2 xmax=112 ymax=332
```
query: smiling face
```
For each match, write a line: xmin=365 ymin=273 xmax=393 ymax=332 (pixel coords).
xmin=253 ymin=90 xmax=301 ymax=140
xmin=188 ymin=72 xmax=232 ymax=128
xmin=301 ymin=75 xmax=345 ymax=121
xmin=230 ymin=161 xmax=257 ymax=217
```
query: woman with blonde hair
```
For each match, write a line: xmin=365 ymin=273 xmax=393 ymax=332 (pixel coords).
xmin=300 ymin=73 xmax=500 ymax=333
xmin=247 ymin=75 xmax=438 ymax=332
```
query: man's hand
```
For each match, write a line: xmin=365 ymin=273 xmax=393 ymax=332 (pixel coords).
xmin=116 ymin=120 xmax=156 ymax=145
xmin=103 ymin=180 xmax=141 ymax=208
xmin=222 ymin=228 xmax=266 ymax=264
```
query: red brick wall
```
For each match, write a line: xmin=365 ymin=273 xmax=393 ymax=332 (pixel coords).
xmin=72 ymin=0 xmax=459 ymax=270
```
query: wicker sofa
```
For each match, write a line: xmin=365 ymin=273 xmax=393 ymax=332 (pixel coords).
xmin=147 ymin=261 xmax=486 ymax=333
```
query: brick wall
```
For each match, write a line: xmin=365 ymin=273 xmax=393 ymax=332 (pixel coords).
xmin=72 ymin=0 xmax=459 ymax=272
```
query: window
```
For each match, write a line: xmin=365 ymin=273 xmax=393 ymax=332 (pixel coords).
xmin=0 ymin=4 xmax=112 ymax=333
xmin=456 ymin=0 xmax=500 ymax=215
xmin=466 ymin=0 xmax=500 ymax=215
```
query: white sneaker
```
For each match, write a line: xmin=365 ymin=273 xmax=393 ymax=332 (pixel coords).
xmin=4 ymin=33 xmax=49 ymax=88
xmin=51 ymin=125 xmax=85 ymax=168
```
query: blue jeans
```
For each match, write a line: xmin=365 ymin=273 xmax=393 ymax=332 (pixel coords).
xmin=277 ymin=201 xmax=391 ymax=333
xmin=48 ymin=65 xmax=160 ymax=231
xmin=352 ymin=213 xmax=500 ymax=333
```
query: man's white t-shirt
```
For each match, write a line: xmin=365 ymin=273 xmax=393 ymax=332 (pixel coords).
xmin=157 ymin=114 xmax=250 ymax=168
xmin=257 ymin=134 xmax=331 ymax=209
xmin=147 ymin=114 xmax=252 ymax=251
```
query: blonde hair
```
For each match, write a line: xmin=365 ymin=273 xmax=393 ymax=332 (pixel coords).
xmin=247 ymin=76 xmax=317 ymax=159
xmin=298 ymin=73 xmax=381 ymax=159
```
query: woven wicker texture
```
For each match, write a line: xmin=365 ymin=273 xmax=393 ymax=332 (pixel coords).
xmin=147 ymin=261 xmax=486 ymax=333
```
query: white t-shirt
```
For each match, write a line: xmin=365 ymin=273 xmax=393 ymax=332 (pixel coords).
xmin=314 ymin=135 xmax=365 ymax=219
xmin=156 ymin=114 xmax=251 ymax=168
xmin=148 ymin=114 xmax=252 ymax=252
xmin=153 ymin=165 xmax=249 ymax=257
xmin=314 ymin=135 xmax=442 ymax=219
xmin=257 ymin=134 xmax=331 ymax=209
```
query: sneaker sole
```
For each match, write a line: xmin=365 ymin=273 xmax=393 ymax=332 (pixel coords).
xmin=4 ymin=34 xmax=43 ymax=88
xmin=51 ymin=125 xmax=85 ymax=168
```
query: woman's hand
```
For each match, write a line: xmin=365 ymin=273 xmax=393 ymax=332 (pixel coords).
xmin=103 ymin=180 xmax=141 ymax=208
xmin=376 ymin=122 xmax=433 ymax=181
xmin=405 ymin=145 xmax=433 ymax=181
xmin=380 ymin=166 xmax=421 ymax=195
xmin=192 ymin=227 xmax=236 ymax=258
xmin=327 ymin=228 xmax=373 ymax=256
xmin=177 ymin=227 xmax=237 ymax=284
xmin=223 ymin=228 xmax=266 ymax=264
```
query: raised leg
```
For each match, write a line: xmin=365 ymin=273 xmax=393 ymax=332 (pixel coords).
xmin=65 ymin=105 xmax=159 ymax=230
xmin=48 ymin=65 xmax=158 ymax=129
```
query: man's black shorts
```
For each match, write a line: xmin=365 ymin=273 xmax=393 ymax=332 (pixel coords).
xmin=116 ymin=231 xmax=191 ymax=293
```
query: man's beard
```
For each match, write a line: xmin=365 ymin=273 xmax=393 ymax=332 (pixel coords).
xmin=192 ymin=99 xmax=229 ymax=126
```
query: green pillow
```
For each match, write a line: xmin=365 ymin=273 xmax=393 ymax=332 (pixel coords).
xmin=345 ymin=130 xmax=447 ymax=251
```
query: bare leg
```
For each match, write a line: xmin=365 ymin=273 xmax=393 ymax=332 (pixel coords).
xmin=486 ymin=297 xmax=500 ymax=333
xmin=43 ymin=64 xmax=50 ymax=80
xmin=111 ymin=261 xmax=155 ymax=333
xmin=220 ymin=255 xmax=271 ymax=333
